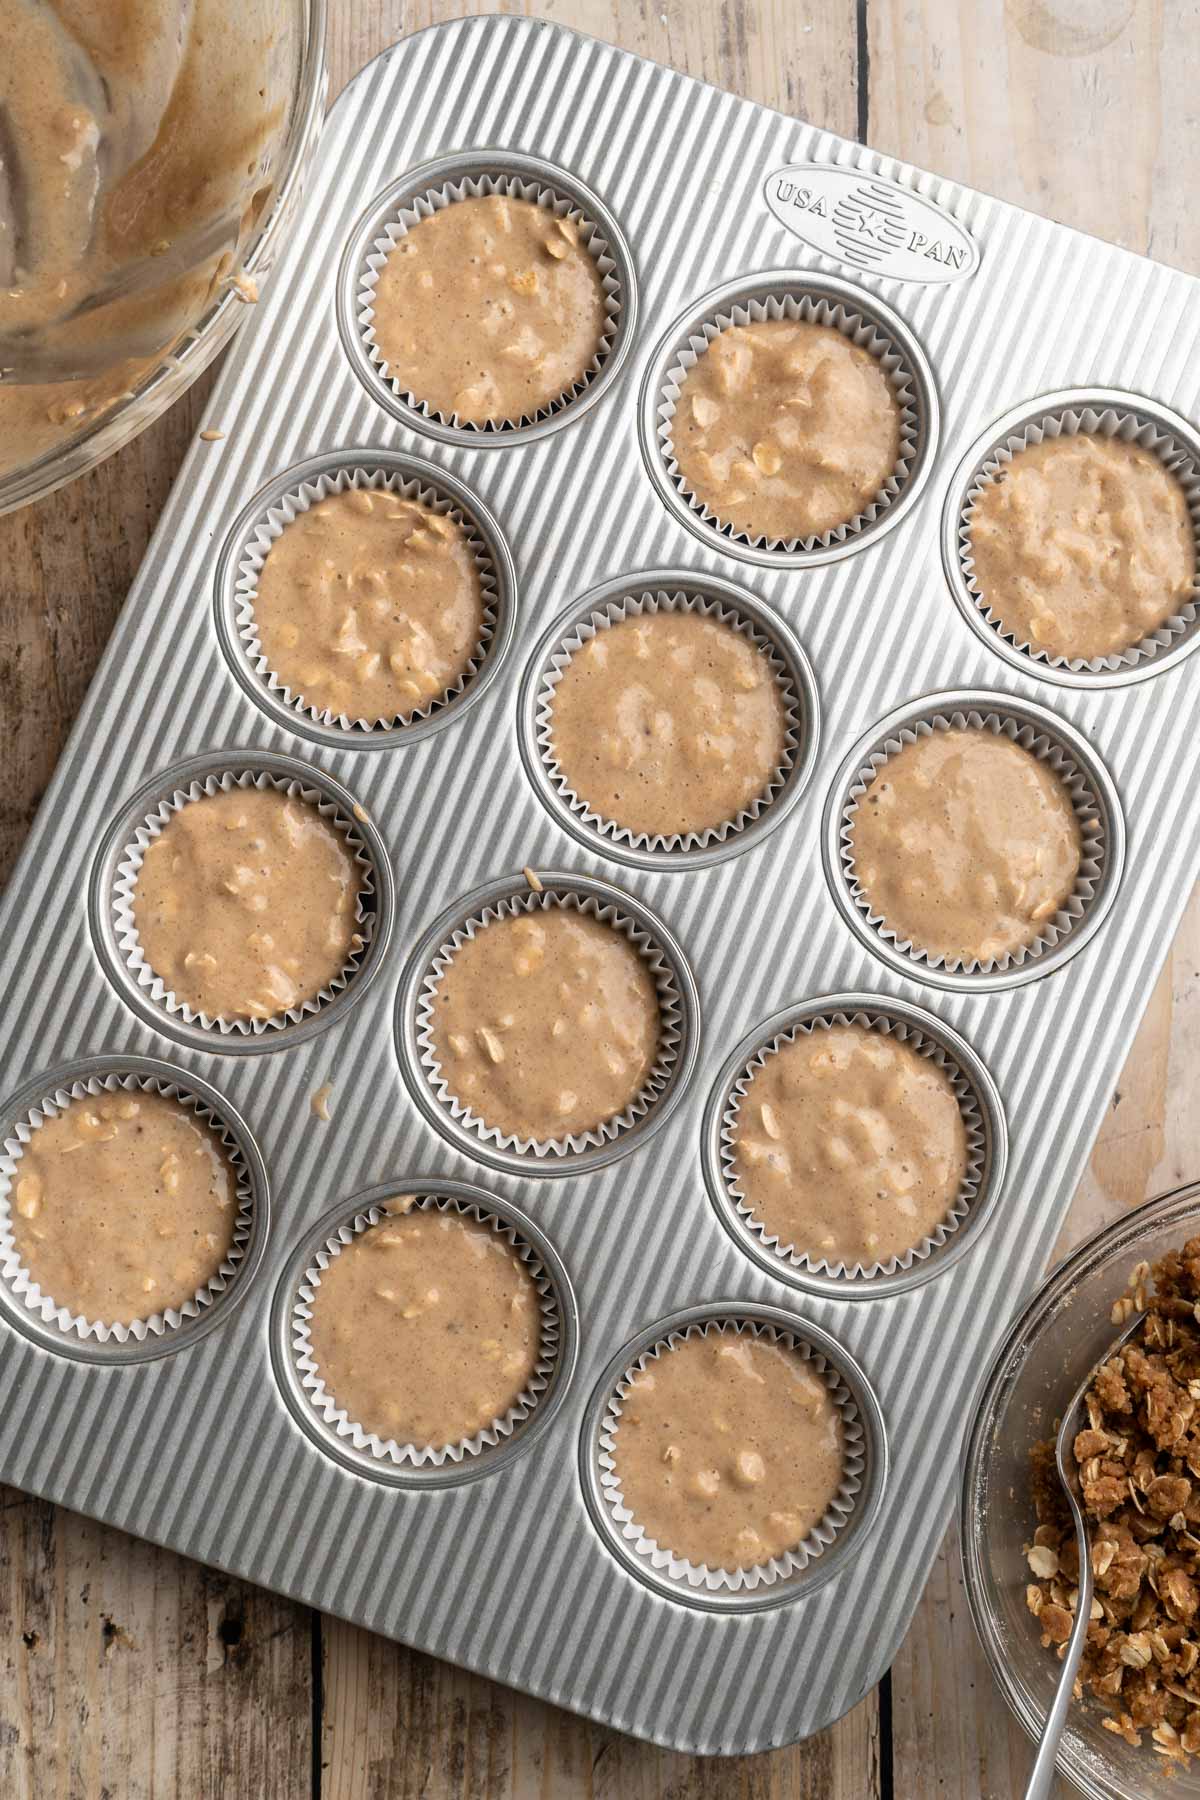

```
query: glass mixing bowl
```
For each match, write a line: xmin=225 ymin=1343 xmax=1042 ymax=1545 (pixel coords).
xmin=961 ymin=1181 xmax=1200 ymax=1799
xmin=0 ymin=0 xmax=326 ymax=515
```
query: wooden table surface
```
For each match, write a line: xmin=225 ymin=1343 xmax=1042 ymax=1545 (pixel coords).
xmin=2 ymin=3 xmax=1196 ymax=1794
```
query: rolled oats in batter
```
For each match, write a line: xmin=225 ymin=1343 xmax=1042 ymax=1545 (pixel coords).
xmin=132 ymin=786 xmax=363 ymax=1021
xmin=8 ymin=1088 xmax=238 ymax=1325
xmin=849 ymin=728 xmax=1082 ymax=965
xmin=672 ymin=319 xmax=901 ymax=543
xmin=370 ymin=194 xmax=606 ymax=425
xmin=253 ymin=486 xmax=485 ymax=723
xmin=612 ymin=1327 xmax=845 ymax=1572
xmin=307 ymin=1202 xmax=540 ymax=1448
xmin=428 ymin=907 xmax=660 ymax=1143
xmin=549 ymin=609 xmax=787 ymax=838
xmin=732 ymin=1023 xmax=968 ymax=1267
xmin=969 ymin=433 xmax=1195 ymax=661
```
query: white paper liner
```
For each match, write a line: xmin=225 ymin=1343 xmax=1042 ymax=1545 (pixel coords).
xmin=231 ymin=464 xmax=501 ymax=733
xmin=291 ymin=1192 xmax=561 ymax=1467
xmin=598 ymin=1318 xmax=865 ymax=1592
xmin=357 ymin=171 xmax=623 ymax=433
xmin=657 ymin=288 xmax=922 ymax=554
xmin=533 ymin=585 xmax=803 ymax=853
xmin=840 ymin=707 xmax=1106 ymax=976
xmin=415 ymin=888 xmax=684 ymax=1158
xmin=959 ymin=403 xmax=1200 ymax=675
xmin=111 ymin=768 xmax=377 ymax=1035
xmin=0 ymin=1072 xmax=254 ymax=1343
xmin=719 ymin=1008 xmax=986 ymax=1280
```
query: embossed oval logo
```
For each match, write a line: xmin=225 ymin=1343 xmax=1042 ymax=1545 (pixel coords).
xmin=764 ymin=165 xmax=979 ymax=285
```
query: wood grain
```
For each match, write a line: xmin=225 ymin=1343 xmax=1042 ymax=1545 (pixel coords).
xmin=0 ymin=2 xmax=1195 ymax=1796
xmin=0 ymin=1489 xmax=312 ymax=1800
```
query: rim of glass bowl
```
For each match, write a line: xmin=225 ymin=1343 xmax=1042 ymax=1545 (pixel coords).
xmin=0 ymin=0 xmax=328 ymax=517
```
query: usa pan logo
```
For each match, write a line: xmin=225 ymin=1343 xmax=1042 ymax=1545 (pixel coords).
xmin=764 ymin=164 xmax=979 ymax=285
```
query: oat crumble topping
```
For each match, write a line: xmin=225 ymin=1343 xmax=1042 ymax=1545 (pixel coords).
xmin=1027 ymin=1236 xmax=1200 ymax=1763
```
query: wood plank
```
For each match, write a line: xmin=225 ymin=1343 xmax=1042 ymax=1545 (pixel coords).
xmin=869 ymin=2 xmax=1199 ymax=1792
xmin=320 ymin=1621 xmax=880 ymax=1799
xmin=0 ymin=1488 xmax=312 ymax=1800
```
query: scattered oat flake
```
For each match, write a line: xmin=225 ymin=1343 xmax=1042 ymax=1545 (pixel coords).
xmin=199 ymin=428 xmax=225 ymax=442
xmin=523 ymin=866 xmax=543 ymax=893
xmin=310 ymin=1083 xmax=334 ymax=1122
xmin=353 ymin=803 xmax=369 ymax=824
xmin=228 ymin=272 xmax=258 ymax=304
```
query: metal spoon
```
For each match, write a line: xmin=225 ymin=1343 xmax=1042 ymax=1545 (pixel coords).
xmin=1023 ymin=1311 xmax=1144 ymax=1800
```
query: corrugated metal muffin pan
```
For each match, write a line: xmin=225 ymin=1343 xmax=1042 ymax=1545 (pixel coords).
xmin=0 ymin=14 xmax=1198 ymax=1755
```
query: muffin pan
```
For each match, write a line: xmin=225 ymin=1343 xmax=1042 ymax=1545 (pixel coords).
xmin=0 ymin=14 xmax=1198 ymax=1757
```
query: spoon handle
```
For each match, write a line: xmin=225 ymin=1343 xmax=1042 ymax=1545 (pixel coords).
xmin=1023 ymin=1524 xmax=1094 ymax=1799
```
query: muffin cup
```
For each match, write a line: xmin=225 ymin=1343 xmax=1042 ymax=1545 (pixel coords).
xmin=231 ymin=460 xmax=501 ymax=734
xmin=826 ymin=694 xmax=1124 ymax=991
xmin=530 ymin=579 xmax=810 ymax=859
xmin=597 ymin=1317 xmax=865 ymax=1594
xmin=340 ymin=152 xmax=634 ymax=444
xmin=290 ymin=1191 xmax=561 ymax=1468
xmin=642 ymin=271 xmax=936 ymax=565
xmin=0 ymin=1070 xmax=255 ymax=1346
xmin=950 ymin=393 xmax=1200 ymax=683
xmin=719 ymin=1004 xmax=987 ymax=1282
xmin=111 ymin=767 xmax=377 ymax=1037
xmin=415 ymin=886 xmax=685 ymax=1160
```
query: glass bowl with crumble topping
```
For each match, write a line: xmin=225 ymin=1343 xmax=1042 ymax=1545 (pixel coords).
xmin=961 ymin=1182 xmax=1200 ymax=1799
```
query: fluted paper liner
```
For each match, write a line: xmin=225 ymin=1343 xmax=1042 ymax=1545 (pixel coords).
xmin=232 ymin=463 xmax=501 ymax=732
xmin=720 ymin=1007 xmax=987 ymax=1280
xmin=958 ymin=402 xmax=1200 ymax=675
xmin=657 ymin=287 xmax=922 ymax=554
xmin=291 ymin=1192 xmax=561 ymax=1467
xmin=112 ymin=768 xmax=377 ymax=1035
xmin=357 ymin=170 xmax=624 ymax=433
xmin=0 ymin=1071 xmax=254 ymax=1344
xmin=598 ymin=1318 xmax=865 ymax=1593
xmin=840 ymin=707 xmax=1107 ymax=976
xmin=416 ymin=889 xmax=684 ymax=1159
xmin=534 ymin=585 xmax=803 ymax=854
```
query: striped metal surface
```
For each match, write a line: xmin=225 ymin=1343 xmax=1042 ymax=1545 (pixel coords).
xmin=1 ymin=15 xmax=1198 ymax=1753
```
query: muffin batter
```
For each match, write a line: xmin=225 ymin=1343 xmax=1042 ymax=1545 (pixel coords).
xmin=612 ymin=1328 xmax=845 ymax=1571
xmin=732 ymin=1024 xmax=968 ymax=1266
xmin=8 ymin=1088 xmax=238 ymax=1325
xmin=253 ymin=487 xmax=485 ymax=722
xmin=371 ymin=194 xmax=607 ymax=424
xmin=428 ymin=908 xmax=661 ymax=1142
xmin=307 ymin=1203 xmax=540 ymax=1447
xmin=0 ymin=0 xmax=289 ymax=475
xmin=132 ymin=786 xmax=363 ymax=1020
xmin=969 ymin=433 xmax=1195 ymax=660
xmin=549 ymin=610 xmax=788 ymax=838
xmin=849 ymin=729 xmax=1082 ymax=965
xmin=672 ymin=319 xmax=902 ymax=543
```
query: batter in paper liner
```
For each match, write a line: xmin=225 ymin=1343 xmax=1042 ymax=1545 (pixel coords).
xmin=548 ymin=610 xmax=788 ymax=838
xmin=132 ymin=786 xmax=363 ymax=1020
xmin=8 ymin=1089 xmax=238 ymax=1326
xmin=969 ymin=433 xmax=1194 ymax=661
xmin=306 ymin=1203 xmax=540 ymax=1448
xmin=370 ymin=194 xmax=606 ymax=424
xmin=732 ymin=1023 xmax=968 ymax=1267
xmin=252 ymin=486 xmax=485 ymax=723
xmin=612 ymin=1328 xmax=845 ymax=1571
xmin=671 ymin=319 xmax=902 ymax=542
xmin=428 ymin=909 xmax=661 ymax=1142
xmin=848 ymin=728 xmax=1082 ymax=965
